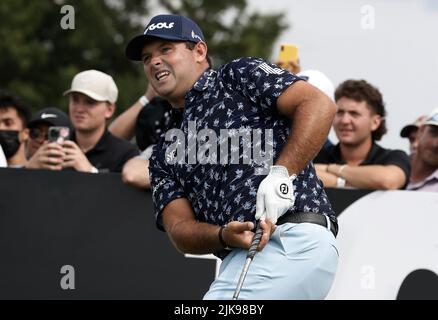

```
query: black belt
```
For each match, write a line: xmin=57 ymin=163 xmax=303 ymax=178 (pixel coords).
xmin=277 ymin=212 xmax=338 ymax=238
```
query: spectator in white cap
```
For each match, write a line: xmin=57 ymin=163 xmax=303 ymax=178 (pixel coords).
xmin=297 ymin=70 xmax=335 ymax=101
xmin=407 ymin=108 xmax=438 ymax=192
xmin=47 ymin=70 xmax=139 ymax=173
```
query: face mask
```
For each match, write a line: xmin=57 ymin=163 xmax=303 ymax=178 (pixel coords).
xmin=0 ymin=130 xmax=20 ymax=159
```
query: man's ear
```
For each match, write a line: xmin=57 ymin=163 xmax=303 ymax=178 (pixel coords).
xmin=105 ymin=103 xmax=116 ymax=119
xmin=20 ymin=128 xmax=29 ymax=142
xmin=194 ymin=42 xmax=208 ymax=64
xmin=370 ymin=114 xmax=382 ymax=131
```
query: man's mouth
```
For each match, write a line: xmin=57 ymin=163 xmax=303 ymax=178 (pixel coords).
xmin=74 ymin=115 xmax=86 ymax=121
xmin=338 ymin=128 xmax=353 ymax=133
xmin=155 ymin=70 xmax=171 ymax=81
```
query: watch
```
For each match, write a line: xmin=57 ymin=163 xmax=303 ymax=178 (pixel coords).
xmin=138 ymin=95 xmax=149 ymax=107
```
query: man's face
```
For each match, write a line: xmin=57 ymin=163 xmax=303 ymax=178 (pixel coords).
xmin=417 ymin=125 xmax=438 ymax=167
xmin=408 ymin=129 xmax=419 ymax=155
xmin=141 ymin=40 xmax=200 ymax=105
xmin=0 ymin=106 xmax=28 ymax=142
xmin=333 ymin=97 xmax=381 ymax=147
xmin=68 ymin=92 xmax=114 ymax=133
xmin=27 ymin=123 xmax=50 ymax=157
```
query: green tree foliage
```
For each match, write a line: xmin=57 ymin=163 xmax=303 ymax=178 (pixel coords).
xmin=0 ymin=0 xmax=287 ymax=115
xmin=158 ymin=0 xmax=287 ymax=66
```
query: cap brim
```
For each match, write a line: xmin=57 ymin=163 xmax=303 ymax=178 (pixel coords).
xmin=28 ymin=119 xmax=56 ymax=128
xmin=28 ymin=118 xmax=71 ymax=129
xmin=424 ymin=120 xmax=438 ymax=127
xmin=63 ymin=89 xmax=109 ymax=102
xmin=400 ymin=125 xmax=418 ymax=138
xmin=125 ymin=34 xmax=188 ymax=61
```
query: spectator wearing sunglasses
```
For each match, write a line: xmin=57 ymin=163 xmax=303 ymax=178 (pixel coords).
xmin=25 ymin=107 xmax=71 ymax=170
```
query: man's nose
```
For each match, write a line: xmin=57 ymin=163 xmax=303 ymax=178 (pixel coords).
xmin=150 ymin=55 xmax=162 ymax=66
xmin=72 ymin=101 xmax=86 ymax=111
xmin=338 ymin=113 xmax=351 ymax=123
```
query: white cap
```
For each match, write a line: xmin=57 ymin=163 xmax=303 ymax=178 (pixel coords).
xmin=424 ymin=108 xmax=438 ymax=127
xmin=63 ymin=70 xmax=118 ymax=103
xmin=297 ymin=69 xmax=335 ymax=101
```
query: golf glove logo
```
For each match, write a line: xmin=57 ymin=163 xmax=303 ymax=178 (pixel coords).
xmin=255 ymin=165 xmax=296 ymax=224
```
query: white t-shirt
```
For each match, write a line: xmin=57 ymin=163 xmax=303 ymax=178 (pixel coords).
xmin=0 ymin=145 xmax=7 ymax=167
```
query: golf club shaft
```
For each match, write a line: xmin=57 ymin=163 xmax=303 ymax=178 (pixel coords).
xmin=232 ymin=220 xmax=264 ymax=300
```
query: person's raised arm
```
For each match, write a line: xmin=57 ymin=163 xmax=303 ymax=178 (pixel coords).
xmin=109 ymin=84 xmax=157 ymax=140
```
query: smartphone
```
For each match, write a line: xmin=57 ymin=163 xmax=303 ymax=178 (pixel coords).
xmin=48 ymin=126 xmax=70 ymax=144
xmin=278 ymin=44 xmax=299 ymax=66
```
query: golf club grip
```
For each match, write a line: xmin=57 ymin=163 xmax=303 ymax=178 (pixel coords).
xmin=247 ymin=221 xmax=263 ymax=259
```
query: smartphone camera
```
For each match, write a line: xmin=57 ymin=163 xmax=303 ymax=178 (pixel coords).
xmin=48 ymin=126 xmax=70 ymax=144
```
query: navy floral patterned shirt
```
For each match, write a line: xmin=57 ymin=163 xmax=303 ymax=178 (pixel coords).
xmin=150 ymin=57 xmax=336 ymax=231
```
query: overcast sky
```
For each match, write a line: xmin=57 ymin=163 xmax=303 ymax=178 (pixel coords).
xmin=248 ymin=0 xmax=438 ymax=152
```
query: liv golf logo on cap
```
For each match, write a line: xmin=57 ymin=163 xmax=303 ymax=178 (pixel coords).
xmin=145 ymin=22 xmax=175 ymax=34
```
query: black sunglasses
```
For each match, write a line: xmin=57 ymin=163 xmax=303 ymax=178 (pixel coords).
xmin=29 ymin=127 xmax=48 ymax=140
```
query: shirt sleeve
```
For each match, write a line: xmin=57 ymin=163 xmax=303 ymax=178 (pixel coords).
xmin=113 ymin=143 xmax=140 ymax=173
xmin=149 ymin=144 xmax=186 ymax=231
xmin=138 ymin=144 xmax=155 ymax=161
xmin=313 ymin=147 xmax=330 ymax=163
xmin=219 ymin=57 xmax=303 ymax=110
xmin=377 ymin=149 xmax=411 ymax=188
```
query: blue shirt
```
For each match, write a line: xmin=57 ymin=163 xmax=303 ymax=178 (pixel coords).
xmin=150 ymin=57 xmax=336 ymax=231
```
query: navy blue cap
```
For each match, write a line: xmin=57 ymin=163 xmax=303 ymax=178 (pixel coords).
xmin=125 ymin=14 xmax=205 ymax=61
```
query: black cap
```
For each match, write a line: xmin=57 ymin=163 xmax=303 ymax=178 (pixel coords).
xmin=399 ymin=115 xmax=427 ymax=138
xmin=400 ymin=125 xmax=418 ymax=138
xmin=28 ymin=107 xmax=71 ymax=128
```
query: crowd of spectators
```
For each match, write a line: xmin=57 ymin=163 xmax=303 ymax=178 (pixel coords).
xmin=1 ymin=56 xmax=437 ymax=193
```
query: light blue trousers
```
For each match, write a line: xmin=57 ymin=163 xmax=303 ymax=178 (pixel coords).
xmin=203 ymin=222 xmax=339 ymax=300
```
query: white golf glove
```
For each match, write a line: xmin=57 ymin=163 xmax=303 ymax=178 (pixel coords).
xmin=255 ymin=165 xmax=296 ymax=224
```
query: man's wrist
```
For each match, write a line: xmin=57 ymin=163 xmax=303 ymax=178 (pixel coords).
xmin=218 ymin=225 xmax=232 ymax=250
xmin=138 ymin=95 xmax=149 ymax=107
xmin=90 ymin=166 xmax=99 ymax=174
xmin=271 ymin=164 xmax=298 ymax=178
xmin=338 ymin=164 xmax=347 ymax=177
xmin=336 ymin=177 xmax=346 ymax=188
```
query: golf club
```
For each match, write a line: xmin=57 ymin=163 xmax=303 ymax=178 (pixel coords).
xmin=232 ymin=220 xmax=264 ymax=300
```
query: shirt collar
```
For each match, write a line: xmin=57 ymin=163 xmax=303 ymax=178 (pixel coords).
xmin=91 ymin=129 xmax=109 ymax=152
xmin=407 ymin=168 xmax=438 ymax=190
xmin=72 ymin=129 xmax=109 ymax=153
xmin=192 ymin=68 xmax=214 ymax=92
xmin=332 ymin=142 xmax=381 ymax=165
xmin=424 ymin=168 xmax=438 ymax=182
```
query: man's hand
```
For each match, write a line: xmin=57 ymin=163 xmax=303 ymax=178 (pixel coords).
xmin=25 ymin=142 xmax=65 ymax=170
xmin=276 ymin=59 xmax=301 ymax=74
xmin=221 ymin=219 xmax=276 ymax=251
xmin=255 ymin=165 xmax=296 ymax=224
xmin=62 ymin=141 xmax=94 ymax=172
